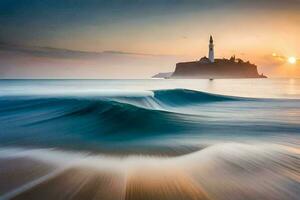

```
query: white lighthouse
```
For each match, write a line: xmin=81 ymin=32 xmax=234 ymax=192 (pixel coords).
xmin=208 ymin=35 xmax=214 ymax=63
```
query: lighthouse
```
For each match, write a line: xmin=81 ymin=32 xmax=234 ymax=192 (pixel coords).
xmin=208 ymin=35 xmax=214 ymax=63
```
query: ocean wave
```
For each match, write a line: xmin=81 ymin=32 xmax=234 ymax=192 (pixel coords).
xmin=0 ymin=94 xmax=203 ymax=151
xmin=154 ymin=88 xmax=240 ymax=106
xmin=0 ymin=89 xmax=241 ymax=135
xmin=0 ymin=88 xmax=242 ymax=109
xmin=0 ymin=89 xmax=299 ymax=152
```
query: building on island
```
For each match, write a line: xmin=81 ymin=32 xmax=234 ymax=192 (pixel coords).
xmin=208 ymin=35 xmax=214 ymax=63
xmin=169 ymin=36 xmax=267 ymax=79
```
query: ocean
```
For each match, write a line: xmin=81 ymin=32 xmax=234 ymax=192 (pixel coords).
xmin=0 ymin=79 xmax=299 ymax=200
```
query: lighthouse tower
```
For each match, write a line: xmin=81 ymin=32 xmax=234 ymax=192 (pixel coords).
xmin=208 ymin=35 xmax=214 ymax=63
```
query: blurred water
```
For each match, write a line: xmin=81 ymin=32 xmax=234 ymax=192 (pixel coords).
xmin=0 ymin=79 xmax=299 ymax=200
xmin=1 ymin=78 xmax=300 ymax=98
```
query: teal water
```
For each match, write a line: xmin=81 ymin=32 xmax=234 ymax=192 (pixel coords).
xmin=0 ymin=79 xmax=299 ymax=150
xmin=0 ymin=79 xmax=299 ymax=200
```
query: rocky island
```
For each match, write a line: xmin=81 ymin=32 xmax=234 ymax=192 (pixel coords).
xmin=153 ymin=36 xmax=267 ymax=79
xmin=172 ymin=56 xmax=266 ymax=79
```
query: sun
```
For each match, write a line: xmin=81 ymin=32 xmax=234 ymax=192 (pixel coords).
xmin=288 ymin=56 xmax=297 ymax=64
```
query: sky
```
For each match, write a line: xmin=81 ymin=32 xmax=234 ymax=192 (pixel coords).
xmin=0 ymin=0 xmax=300 ymax=78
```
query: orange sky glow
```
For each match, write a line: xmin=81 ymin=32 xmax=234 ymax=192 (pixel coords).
xmin=0 ymin=1 xmax=299 ymax=78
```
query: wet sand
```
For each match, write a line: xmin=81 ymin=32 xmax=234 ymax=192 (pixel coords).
xmin=0 ymin=143 xmax=299 ymax=200
xmin=0 ymin=157 xmax=55 ymax=195
xmin=11 ymin=167 xmax=125 ymax=200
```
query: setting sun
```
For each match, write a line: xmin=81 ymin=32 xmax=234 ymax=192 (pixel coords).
xmin=288 ymin=56 xmax=297 ymax=64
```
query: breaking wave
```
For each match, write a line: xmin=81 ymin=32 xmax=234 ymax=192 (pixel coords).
xmin=0 ymin=89 xmax=299 ymax=153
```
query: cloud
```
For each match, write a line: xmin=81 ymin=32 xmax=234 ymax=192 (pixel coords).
xmin=269 ymin=53 xmax=300 ymax=64
xmin=1 ymin=0 xmax=300 ymax=46
xmin=0 ymin=42 xmax=181 ymax=79
xmin=0 ymin=42 xmax=172 ymax=59
xmin=102 ymin=50 xmax=174 ymax=57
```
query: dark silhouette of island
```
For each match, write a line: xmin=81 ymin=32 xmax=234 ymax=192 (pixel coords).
xmin=152 ymin=36 xmax=267 ymax=79
xmin=152 ymin=72 xmax=173 ymax=78
xmin=171 ymin=56 xmax=266 ymax=79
